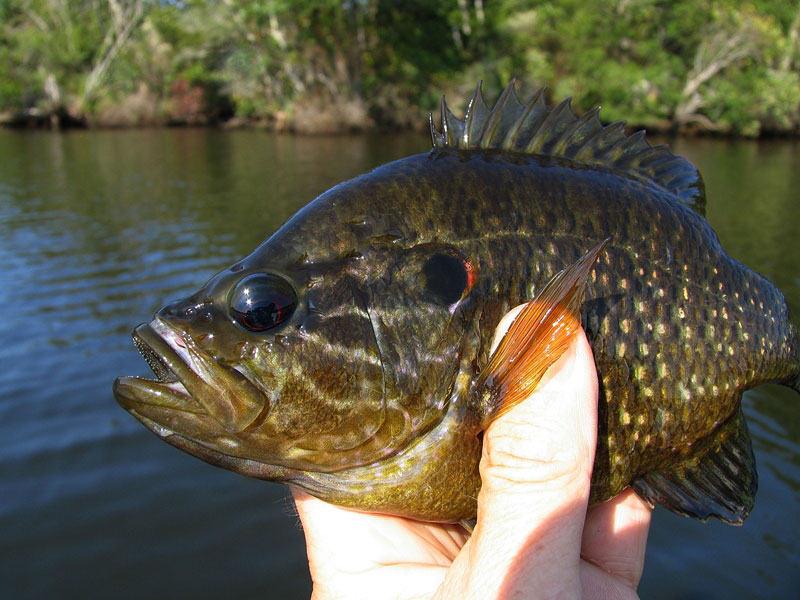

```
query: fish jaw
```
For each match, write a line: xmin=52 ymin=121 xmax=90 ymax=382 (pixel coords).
xmin=113 ymin=317 xmax=268 ymax=442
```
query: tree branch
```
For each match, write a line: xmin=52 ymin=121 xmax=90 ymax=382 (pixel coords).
xmin=83 ymin=0 xmax=145 ymax=102
xmin=779 ymin=3 xmax=800 ymax=72
xmin=675 ymin=21 xmax=760 ymax=125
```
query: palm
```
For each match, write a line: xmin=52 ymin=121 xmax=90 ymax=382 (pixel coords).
xmin=293 ymin=488 xmax=650 ymax=600
xmin=293 ymin=489 xmax=468 ymax=599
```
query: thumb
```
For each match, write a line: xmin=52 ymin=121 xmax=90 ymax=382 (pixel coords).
xmin=480 ymin=320 xmax=598 ymax=504
xmin=434 ymin=309 xmax=598 ymax=600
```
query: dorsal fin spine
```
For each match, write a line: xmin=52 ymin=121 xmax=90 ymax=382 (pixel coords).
xmin=430 ymin=81 xmax=706 ymax=215
xmin=553 ymin=106 xmax=601 ymax=156
xmin=576 ymin=120 xmax=626 ymax=162
xmin=635 ymin=145 xmax=668 ymax=168
xmin=438 ymin=95 xmax=450 ymax=145
xmin=572 ymin=120 xmax=615 ymax=162
xmin=525 ymin=97 xmax=572 ymax=154
xmin=463 ymin=83 xmax=488 ymax=146
xmin=479 ymin=80 xmax=518 ymax=149
xmin=440 ymin=95 xmax=463 ymax=146
xmin=602 ymin=127 xmax=639 ymax=163
xmin=502 ymin=86 xmax=545 ymax=150
xmin=613 ymin=130 xmax=650 ymax=167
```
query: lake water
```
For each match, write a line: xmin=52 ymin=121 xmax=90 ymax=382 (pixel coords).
xmin=1 ymin=128 xmax=798 ymax=599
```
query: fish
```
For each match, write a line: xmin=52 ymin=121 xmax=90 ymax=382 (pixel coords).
xmin=114 ymin=81 xmax=800 ymax=525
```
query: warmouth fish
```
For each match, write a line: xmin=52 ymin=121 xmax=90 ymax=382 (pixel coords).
xmin=114 ymin=81 xmax=800 ymax=525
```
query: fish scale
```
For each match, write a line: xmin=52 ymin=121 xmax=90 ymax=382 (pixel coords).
xmin=114 ymin=81 xmax=800 ymax=525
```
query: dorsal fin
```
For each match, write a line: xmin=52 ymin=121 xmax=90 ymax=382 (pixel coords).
xmin=430 ymin=80 xmax=706 ymax=215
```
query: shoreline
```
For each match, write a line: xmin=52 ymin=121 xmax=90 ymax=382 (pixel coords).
xmin=3 ymin=113 xmax=798 ymax=140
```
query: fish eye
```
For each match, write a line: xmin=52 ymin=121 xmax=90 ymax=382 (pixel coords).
xmin=229 ymin=273 xmax=298 ymax=332
xmin=423 ymin=253 xmax=473 ymax=304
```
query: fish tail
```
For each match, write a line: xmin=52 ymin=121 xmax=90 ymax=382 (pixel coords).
xmin=789 ymin=321 xmax=800 ymax=396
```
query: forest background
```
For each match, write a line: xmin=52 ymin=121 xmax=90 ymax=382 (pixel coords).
xmin=1 ymin=0 xmax=799 ymax=137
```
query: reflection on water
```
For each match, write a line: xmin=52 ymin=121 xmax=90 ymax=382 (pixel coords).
xmin=0 ymin=128 xmax=798 ymax=599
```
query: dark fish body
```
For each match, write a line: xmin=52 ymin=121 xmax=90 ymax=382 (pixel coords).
xmin=114 ymin=82 xmax=800 ymax=524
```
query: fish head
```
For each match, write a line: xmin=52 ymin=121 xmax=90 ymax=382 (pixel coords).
xmin=114 ymin=177 xmax=481 ymax=481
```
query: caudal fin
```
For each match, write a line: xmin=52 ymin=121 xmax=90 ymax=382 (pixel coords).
xmin=787 ymin=320 xmax=800 ymax=395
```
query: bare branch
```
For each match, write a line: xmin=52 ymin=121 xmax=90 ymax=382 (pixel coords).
xmin=683 ymin=31 xmax=753 ymax=99
xmin=780 ymin=3 xmax=800 ymax=72
xmin=675 ymin=18 xmax=762 ymax=125
xmin=22 ymin=6 xmax=50 ymax=33
xmin=83 ymin=0 xmax=145 ymax=101
xmin=108 ymin=0 xmax=126 ymax=36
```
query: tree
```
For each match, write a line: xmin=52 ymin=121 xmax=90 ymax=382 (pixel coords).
xmin=0 ymin=0 xmax=145 ymax=125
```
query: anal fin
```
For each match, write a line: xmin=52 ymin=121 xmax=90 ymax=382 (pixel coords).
xmin=631 ymin=405 xmax=757 ymax=524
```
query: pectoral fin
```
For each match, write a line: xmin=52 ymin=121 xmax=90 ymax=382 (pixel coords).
xmin=476 ymin=239 xmax=607 ymax=425
xmin=631 ymin=405 xmax=757 ymax=524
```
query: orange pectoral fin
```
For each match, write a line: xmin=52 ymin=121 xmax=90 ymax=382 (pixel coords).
xmin=476 ymin=239 xmax=607 ymax=425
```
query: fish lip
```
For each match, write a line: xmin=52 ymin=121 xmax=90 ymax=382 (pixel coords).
xmin=113 ymin=319 xmax=206 ymax=415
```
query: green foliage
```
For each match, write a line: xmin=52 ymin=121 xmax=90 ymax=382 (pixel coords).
xmin=0 ymin=0 xmax=798 ymax=135
xmin=756 ymin=69 xmax=800 ymax=133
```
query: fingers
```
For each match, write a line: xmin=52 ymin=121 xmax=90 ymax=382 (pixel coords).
xmin=579 ymin=488 xmax=651 ymax=600
xmin=581 ymin=487 xmax=652 ymax=590
xmin=434 ymin=327 xmax=599 ymax=599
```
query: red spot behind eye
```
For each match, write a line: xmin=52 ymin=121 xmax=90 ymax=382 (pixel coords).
xmin=464 ymin=259 xmax=477 ymax=293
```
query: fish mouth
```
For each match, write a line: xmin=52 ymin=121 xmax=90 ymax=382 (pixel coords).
xmin=133 ymin=327 xmax=179 ymax=384
xmin=114 ymin=317 xmax=267 ymax=434
xmin=114 ymin=318 xmax=298 ymax=481
xmin=114 ymin=319 xmax=207 ymax=417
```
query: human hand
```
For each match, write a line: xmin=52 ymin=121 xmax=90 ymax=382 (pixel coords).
xmin=292 ymin=318 xmax=651 ymax=600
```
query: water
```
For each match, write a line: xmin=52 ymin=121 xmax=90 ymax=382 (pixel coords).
xmin=0 ymin=128 xmax=798 ymax=599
